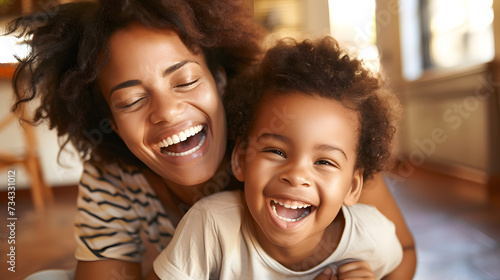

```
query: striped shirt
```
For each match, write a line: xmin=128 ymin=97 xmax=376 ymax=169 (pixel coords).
xmin=74 ymin=160 xmax=175 ymax=263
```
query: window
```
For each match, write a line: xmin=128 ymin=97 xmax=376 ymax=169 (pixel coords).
xmin=400 ymin=0 xmax=494 ymax=80
xmin=328 ymin=0 xmax=378 ymax=65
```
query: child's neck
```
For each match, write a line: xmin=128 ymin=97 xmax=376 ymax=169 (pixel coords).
xmin=254 ymin=211 xmax=345 ymax=271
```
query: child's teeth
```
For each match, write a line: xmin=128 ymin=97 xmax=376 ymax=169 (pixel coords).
xmin=272 ymin=199 xmax=311 ymax=209
xmin=271 ymin=204 xmax=311 ymax=222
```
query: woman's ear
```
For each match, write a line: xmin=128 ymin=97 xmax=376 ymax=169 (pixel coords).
xmin=231 ymin=137 xmax=246 ymax=182
xmin=343 ymin=169 xmax=364 ymax=207
xmin=215 ymin=67 xmax=227 ymax=96
xmin=110 ymin=119 xmax=120 ymax=137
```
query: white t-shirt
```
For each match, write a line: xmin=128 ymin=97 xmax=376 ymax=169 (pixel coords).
xmin=154 ymin=190 xmax=403 ymax=280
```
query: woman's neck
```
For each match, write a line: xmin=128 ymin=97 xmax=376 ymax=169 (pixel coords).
xmin=253 ymin=211 xmax=345 ymax=271
xmin=161 ymin=154 xmax=232 ymax=207
xmin=144 ymin=154 xmax=233 ymax=226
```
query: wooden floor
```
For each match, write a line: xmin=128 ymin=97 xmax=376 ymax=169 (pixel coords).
xmin=1 ymin=168 xmax=499 ymax=280
xmin=0 ymin=186 xmax=78 ymax=280
xmin=388 ymin=167 xmax=500 ymax=279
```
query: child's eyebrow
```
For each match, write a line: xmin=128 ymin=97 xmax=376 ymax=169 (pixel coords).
xmin=314 ymin=144 xmax=348 ymax=160
xmin=256 ymin=133 xmax=348 ymax=160
xmin=256 ymin=133 xmax=289 ymax=144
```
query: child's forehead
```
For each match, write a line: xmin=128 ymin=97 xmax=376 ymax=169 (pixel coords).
xmin=248 ymin=93 xmax=361 ymax=161
xmin=257 ymin=91 xmax=355 ymax=117
xmin=253 ymin=92 xmax=360 ymax=134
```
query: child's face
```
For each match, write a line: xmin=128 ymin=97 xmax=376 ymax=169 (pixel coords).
xmin=98 ymin=24 xmax=227 ymax=188
xmin=233 ymin=93 xmax=363 ymax=249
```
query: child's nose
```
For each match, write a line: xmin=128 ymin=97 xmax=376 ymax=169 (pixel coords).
xmin=278 ymin=161 xmax=311 ymax=187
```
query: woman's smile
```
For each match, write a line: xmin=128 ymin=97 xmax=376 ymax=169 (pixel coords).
xmin=156 ymin=124 xmax=206 ymax=156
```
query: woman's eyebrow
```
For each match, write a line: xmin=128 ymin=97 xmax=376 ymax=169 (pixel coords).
xmin=162 ymin=60 xmax=199 ymax=77
xmin=108 ymin=60 xmax=199 ymax=97
xmin=109 ymin=80 xmax=142 ymax=97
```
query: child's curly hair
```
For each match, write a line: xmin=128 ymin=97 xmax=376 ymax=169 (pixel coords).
xmin=224 ymin=37 xmax=400 ymax=180
xmin=7 ymin=0 xmax=264 ymax=166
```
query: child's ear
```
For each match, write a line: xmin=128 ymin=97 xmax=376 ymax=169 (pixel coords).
xmin=343 ymin=169 xmax=363 ymax=207
xmin=215 ymin=67 xmax=227 ymax=96
xmin=231 ymin=137 xmax=246 ymax=182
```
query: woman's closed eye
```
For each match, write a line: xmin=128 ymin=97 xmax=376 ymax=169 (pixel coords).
xmin=175 ymin=78 xmax=200 ymax=90
xmin=117 ymin=96 xmax=148 ymax=111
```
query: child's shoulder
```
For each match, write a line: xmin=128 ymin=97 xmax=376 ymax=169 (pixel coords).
xmin=346 ymin=203 xmax=396 ymax=230
xmin=195 ymin=190 xmax=245 ymax=214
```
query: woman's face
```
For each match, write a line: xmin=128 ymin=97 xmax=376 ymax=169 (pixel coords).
xmin=98 ymin=24 xmax=227 ymax=188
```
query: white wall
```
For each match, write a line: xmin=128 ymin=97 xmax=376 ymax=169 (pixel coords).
xmin=0 ymin=79 xmax=82 ymax=190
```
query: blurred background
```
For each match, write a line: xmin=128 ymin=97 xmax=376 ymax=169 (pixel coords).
xmin=0 ymin=0 xmax=499 ymax=279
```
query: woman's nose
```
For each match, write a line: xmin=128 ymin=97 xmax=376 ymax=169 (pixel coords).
xmin=278 ymin=161 xmax=312 ymax=187
xmin=149 ymin=93 xmax=188 ymax=124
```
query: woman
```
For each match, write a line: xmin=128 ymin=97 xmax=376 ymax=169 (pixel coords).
xmin=9 ymin=0 xmax=415 ymax=279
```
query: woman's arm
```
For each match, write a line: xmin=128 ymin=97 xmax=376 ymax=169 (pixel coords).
xmin=358 ymin=173 xmax=416 ymax=280
xmin=145 ymin=268 xmax=161 ymax=280
xmin=74 ymin=161 xmax=160 ymax=280
xmin=75 ymin=260 xmax=142 ymax=280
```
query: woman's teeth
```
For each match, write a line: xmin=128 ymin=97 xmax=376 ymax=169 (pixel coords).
xmin=164 ymin=134 xmax=205 ymax=157
xmin=158 ymin=125 xmax=203 ymax=148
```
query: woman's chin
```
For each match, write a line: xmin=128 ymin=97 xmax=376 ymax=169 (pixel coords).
xmin=160 ymin=162 xmax=221 ymax=188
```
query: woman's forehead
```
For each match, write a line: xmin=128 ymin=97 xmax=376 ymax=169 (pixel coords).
xmin=97 ymin=24 xmax=208 ymax=94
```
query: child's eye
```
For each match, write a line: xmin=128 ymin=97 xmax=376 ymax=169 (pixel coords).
xmin=315 ymin=159 xmax=337 ymax=167
xmin=264 ymin=149 xmax=286 ymax=158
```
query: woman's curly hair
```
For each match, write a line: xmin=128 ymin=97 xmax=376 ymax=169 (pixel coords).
xmin=224 ymin=37 xmax=400 ymax=180
xmin=6 ymin=0 xmax=264 ymax=166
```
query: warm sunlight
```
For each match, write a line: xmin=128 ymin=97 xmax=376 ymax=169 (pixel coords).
xmin=429 ymin=0 xmax=494 ymax=68
xmin=328 ymin=0 xmax=379 ymax=71
xmin=0 ymin=25 xmax=29 ymax=64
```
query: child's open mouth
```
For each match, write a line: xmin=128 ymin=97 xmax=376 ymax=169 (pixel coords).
xmin=270 ymin=199 xmax=315 ymax=222
xmin=158 ymin=125 xmax=206 ymax=157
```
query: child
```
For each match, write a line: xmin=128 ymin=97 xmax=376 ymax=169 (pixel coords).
xmin=153 ymin=36 xmax=403 ymax=279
